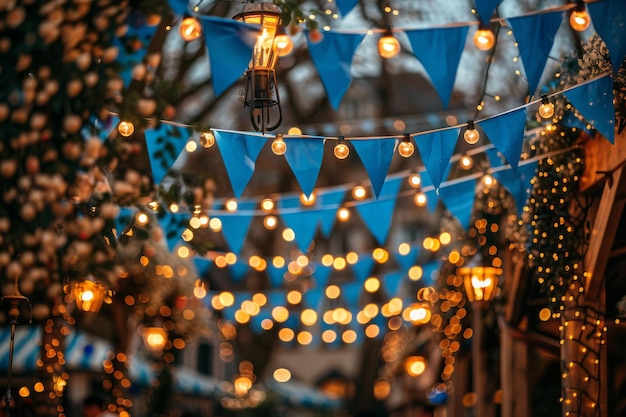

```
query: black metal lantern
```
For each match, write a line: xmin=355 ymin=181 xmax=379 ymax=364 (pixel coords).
xmin=234 ymin=1 xmax=283 ymax=132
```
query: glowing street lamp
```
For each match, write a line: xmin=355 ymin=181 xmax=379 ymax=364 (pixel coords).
xmin=458 ymin=266 xmax=502 ymax=303
xmin=234 ymin=1 xmax=283 ymax=132
xmin=72 ymin=278 xmax=107 ymax=313
xmin=142 ymin=326 xmax=168 ymax=355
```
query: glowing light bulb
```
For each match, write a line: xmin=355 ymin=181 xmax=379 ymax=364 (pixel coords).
xmin=460 ymin=155 xmax=473 ymax=170
xmin=398 ymin=134 xmax=414 ymax=157
xmin=118 ymin=121 xmax=134 ymax=137
xmin=337 ymin=207 xmax=351 ymax=221
xmin=179 ymin=16 xmax=202 ymax=41
xmin=300 ymin=192 xmax=316 ymax=206
xmin=414 ymin=192 xmax=427 ymax=207
xmin=271 ymin=134 xmax=286 ymax=155
xmin=334 ymin=137 xmax=350 ymax=159
xmin=464 ymin=121 xmax=480 ymax=144
xmin=482 ymin=173 xmax=496 ymax=187
xmin=473 ymin=27 xmax=495 ymax=51
xmin=378 ymin=32 xmax=401 ymax=59
xmin=408 ymin=173 xmax=421 ymax=188
xmin=352 ymin=186 xmax=367 ymax=200
xmin=264 ymin=215 xmax=278 ymax=230
xmin=200 ymin=131 xmax=215 ymax=148
xmin=538 ymin=95 xmax=555 ymax=119
xmin=274 ymin=34 xmax=294 ymax=57
xmin=569 ymin=3 xmax=590 ymax=32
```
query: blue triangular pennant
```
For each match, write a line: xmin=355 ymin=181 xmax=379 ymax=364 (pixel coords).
xmin=279 ymin=209 xmax=321 ymax=252
xmin=194 ymin=257 xmax=212 ymax=277
xmin=266 ymin=264 xmax=288 ymax=288
xmin=394 ymin=246 xmax=420 ymax=272
xmin=312 ymin=264 xmax=333 ymax=289
xmin=216 ymin=201 xmax=256 ymax=255
xmin=167 ymin=0 xmax=189 ymax=16
xmin=336 ymin=0 xmax=359 ymax=16
xmin=303 ymin=288 xmax=324 ymax=311
xmin=156 ymin=210 xmax=188 ymax=251
xmin=199 ymin=16 xmax=258 ymax=96
xmin=349 ymin=256 xmax=376 ymax=284
xmin=317 ymin=188 xmax=346 ymax=237
xmin=423 ymin=187 xmax=440 ymax=213
xmin=563 ymin=75 xmax=615 ymax=144
xmin=485 ymin=147 xmax=506 ymax=168
xmin=283 ymin=136 xmax=326 ymax=197
xmin=479 ymin=108 xmax=528 ymax=171
xmin=507 ymin=10 xmax=564 ymax=96
xmin=351 ymin=138 xmax=397 ymax=198
xmin=306 ymin=31 xmax=366 ymax=110
xmin=561 ymin=110 xmax=596 ymax=136
xmin=228 ymin=261 xmax=249 ymax=283
xmin=144 ymin=124 xmax=191 ymax=185
xmin=342 ymin=282 xmax=362 ymax=309
xmin=214 ymin=131 xmax=267 ymax=198
xmin=474 ymin=0 xmax=504 ymax=25
xmin=494 ymin=161 xmax=538 ymax=217
xmin=354 ymin=178 xmax=402 ymax=244
xmin=382 ymin=271 xmax=404 ymax=297
xmin=439 ymin=178 xmax=477 ymax=230
xmin=405 ymin=26 xmax=469 ymax=108
xmin=414 ymin=129 xmax=460 ymax=189
xmin=588 ymin=0 xmax=626 ymax=73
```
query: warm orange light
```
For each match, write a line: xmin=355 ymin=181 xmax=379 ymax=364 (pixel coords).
xmin=458 ymin=266 xmax=502 ymax=302
xmin=271 ymin=134 xmax=286 ymax=155
xmin=118 ymin=121 xmax=134 ymax=137
xmin=538 ymin=95 xmax=555 ymax=119
xmin=473 ymin=27 xmax=495 ymax=51
xmin=334 ymin=138 xmax=350 ymax=159
xmin=72 ymin=279 xmax=106 ymax=313
xmin=404 ymin=356 xmax=427 ymax=377
xmin=398 ymin=135 xmax=414 ymax=157
xmin=464 ymin=121 xmax=480 ymax=144
xmin=378 ymin=33 xmax=401 ymax=58
xmin=569 ymin=5 xmax=590 ymax=32
xmin=179 ymin=16 xmax=202 ymax=41
xmin=274 ymin=34 xmax=294 ymax=56
xmin=142 ymin=327 xmax=168 ymax=354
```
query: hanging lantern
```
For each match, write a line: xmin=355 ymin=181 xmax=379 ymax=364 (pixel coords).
xmin=142 ymin=326 xmax=168 ymax=354
xmin=234 ymin=1 xmax=283 ymax=133
xmin=458 ymin=266 xmax=502 ymax=302
xmin=71 ymin=278 xmax=107 ymax=313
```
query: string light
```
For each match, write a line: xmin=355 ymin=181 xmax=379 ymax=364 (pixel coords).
xmin=414 ymin=192 xmax=427 ymax=207
xmin=378 ymin=28 xmax=401 ymax=59
xmin=408 ymin=173 xmax=421 ymax=188
xmin=539 ymin=95 xmax=555 ymax=119
xmin=464 ymin=120 xmax=480 ymax=144
xmin=337 ymin=207 xmax=351 ymax=221
xmin=200 ymin=130 xmax=215 ymax=148
xmin=398 ymin=133 xmax=415 ymax=157
xmin=334 ymin=136 xmax=350 ymax=159
xmin=118 ymin=120 xmax=134 ymax=137
xmin=569 ymin=1 xmax=591 ymax=32
xmin=352 ymin=186 xmax=367 ymax=200
xmin=263 ymin=215 xmax=277 ymax=229
xmin=179 ymin=16 xmax=202 ymax=41
xmin=473 ymin=25 xmax=495 ymax=51
xmin=460 ymin=154 xmax=473 ymax=170
xmin=300 ymin=192 xmax=316 ymax=206
xmin=271 ymin=134 xmax=286 ymax=155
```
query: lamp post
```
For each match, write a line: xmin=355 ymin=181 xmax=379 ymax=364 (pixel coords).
xmin=234 ymin=0 xmax=283 ymax=133
xmin=457 ymin=266 xmax=502 ymax=417
xmin=1 ymin=276 xmax=32 ymax=417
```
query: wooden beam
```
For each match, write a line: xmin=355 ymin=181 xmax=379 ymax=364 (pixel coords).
xmin=584 ymin=166 xmax=626 ymax=301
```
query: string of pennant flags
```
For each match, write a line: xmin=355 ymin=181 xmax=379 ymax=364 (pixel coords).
xmin=106 ymin=0 xmax=623 ymax=343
